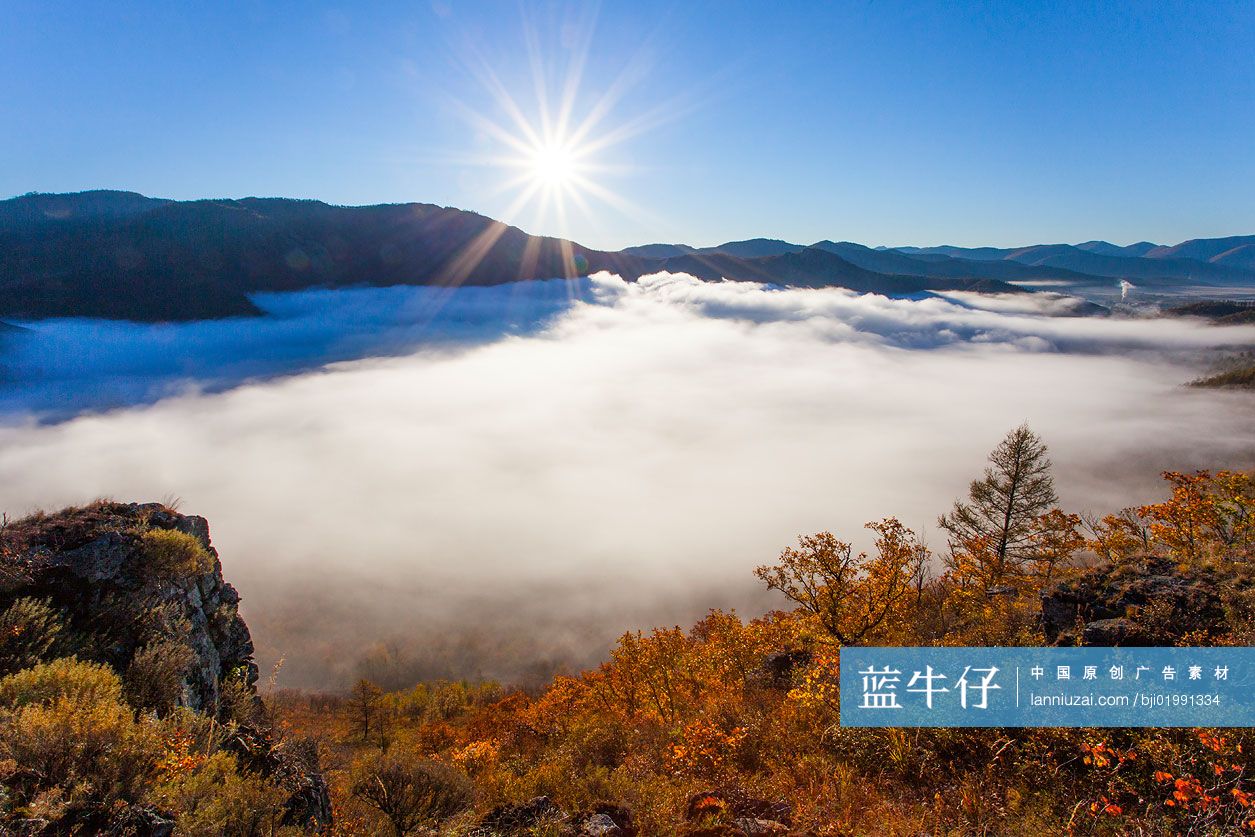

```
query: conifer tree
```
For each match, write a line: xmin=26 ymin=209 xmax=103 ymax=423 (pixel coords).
xmin=939 ymin=423 xmax=1058 ymax=589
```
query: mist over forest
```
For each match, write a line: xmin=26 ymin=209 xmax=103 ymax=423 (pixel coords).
xmin=1 ymin=272 xmax=1251 ymax=688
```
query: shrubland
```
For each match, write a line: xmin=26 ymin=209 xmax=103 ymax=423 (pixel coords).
xmin=272 ymin=428 xmax=1255 ymax=835
xmin=1 ymin=429 xmax=1252 ymax=834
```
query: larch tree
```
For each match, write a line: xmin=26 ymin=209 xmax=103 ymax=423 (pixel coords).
xmin=939 ymin=423 xmax=1059 ymax=591
xmin=348 ymin=678 xmax=385 ymax=744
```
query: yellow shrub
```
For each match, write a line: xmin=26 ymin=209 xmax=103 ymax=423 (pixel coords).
xmin=0 ymin=657 xmax=122 ymax=709
xmin=0 ymin=598 xmax=64 ymax=675
xmin=148 ymin=751 xmax=293 ymax=837
xmin=450 ymin=738 xmax=500 ymax=776
xmin=124 ymin=640 xmax=194 ymax=714
xmin=0 ymin=694 xmax=164 ymax=808
xmin=140 ymin=528 xmax=213 ymax=577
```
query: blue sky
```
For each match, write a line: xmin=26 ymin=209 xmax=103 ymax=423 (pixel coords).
xmin=2 ymin=0 xmax=1252 ymax=250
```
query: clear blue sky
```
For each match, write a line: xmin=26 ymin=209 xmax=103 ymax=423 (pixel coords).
xmin=2 ymin=0 xmax=1252 ymax=250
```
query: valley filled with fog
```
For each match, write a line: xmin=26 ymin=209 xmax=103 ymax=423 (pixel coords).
xmin=1 ymin=273 xmax=1252 ymax=688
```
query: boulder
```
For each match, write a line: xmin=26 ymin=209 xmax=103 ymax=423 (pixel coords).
xmin=571 ymin=803 xmax=636 ymax=836
xmin=1081 ymin=617 xmax=1138 ymax=646
xmin=581 ymin=813 xmax=623 ymax=836
xmin=761 ymin=650 xmax=811 ymax=687
xmin=271 ymin=738 xmax=334 ymax=830
xmin=1041 ymin=557 xmax=1235 ymax=646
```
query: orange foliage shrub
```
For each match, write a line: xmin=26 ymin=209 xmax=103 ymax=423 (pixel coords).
xmin=269 ymin=461 xmax=1255 ymax=835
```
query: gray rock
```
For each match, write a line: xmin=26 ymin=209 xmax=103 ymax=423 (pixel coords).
xmin=1082 ymin=617 xmax=1137 ymax=646
xmin=105 ymin=804 xmax=177 ymax=836
xmin=571 ymin=803 xmax=636 ymax=836
xmin=582 ymin=813 xmax=623 ymax=836
xmin=265 ymin=737 xmax=333 ymax=831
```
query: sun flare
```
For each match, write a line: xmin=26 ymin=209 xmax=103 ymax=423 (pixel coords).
xmin=446 ymin=12 xmax=680 ymax=241
xmin=529 ymin=141 xmax=579 ymax=189
xmin=440 ymin=7 xmax=703 ymax=252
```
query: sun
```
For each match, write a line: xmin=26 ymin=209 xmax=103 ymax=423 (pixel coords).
xmin=529 ymin=141 xmax=579 ymax=190
xmin=442 ymin=7 xmax=697 ymax=246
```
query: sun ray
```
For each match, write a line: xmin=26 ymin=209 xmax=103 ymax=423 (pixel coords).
xmin=439 ymin=5 xmax=708 ymax=247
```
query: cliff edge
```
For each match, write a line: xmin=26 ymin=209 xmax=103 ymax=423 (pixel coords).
xmin=0 ymin=500 xmax=331 ymax=833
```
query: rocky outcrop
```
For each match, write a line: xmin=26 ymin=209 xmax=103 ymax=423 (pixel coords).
xmin=0 ymin=501 xmax=255 ymax=710
xmin=0 ymin=500 xmax=331 ymax=831
xmin=1040 ymin=556 xmax=1240 ymax=646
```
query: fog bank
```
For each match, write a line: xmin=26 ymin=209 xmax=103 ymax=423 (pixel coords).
xmin=0 ymin=273 xmax=1251 ymax=688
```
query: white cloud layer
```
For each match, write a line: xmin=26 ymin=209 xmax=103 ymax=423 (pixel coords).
xmin=0 ymin=273 xmax=1252 ymax=687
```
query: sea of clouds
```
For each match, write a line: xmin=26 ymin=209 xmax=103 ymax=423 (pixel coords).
xmin=0 ymin=272 xmax=1252 ymax=688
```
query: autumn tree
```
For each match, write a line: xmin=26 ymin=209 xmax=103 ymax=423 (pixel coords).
xmin=598 ymin=626 xmax=695 ymax=724
xmin=1082 ymin=472 xmax=1254 ymax=567
xmin=755 ymin=518 xmax=926 ymax=645
xmin=1084 ymin=508 xmax=1152 ymax=564
xmin=864 ymin=517 xmax=932 ymax=640
xmin=939 ymin=423 xmax=1060 ymax=591
xmin=1211 ymin=470 xmax=1255 ymax=558
xmin=522 ymin=674 xmax=589 ymax=737
xmin=348 ymin=678 xmax=386 ymax=745
xmin=1029 ymin=509 xmax=1085 ymax=584
xmin=1139 ymin=470 xmax=1255 ymax=563
xmin=688 ymin=609 xmax=784 ymax=691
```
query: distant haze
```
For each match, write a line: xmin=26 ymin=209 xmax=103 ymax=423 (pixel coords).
xmin=0 ymin=273 xmax=1252 ymax=688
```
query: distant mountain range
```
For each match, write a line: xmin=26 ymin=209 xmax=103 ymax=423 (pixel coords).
xmin=1 ymin=190 xmax=1252 ymax=322
xmin=632 ymin=237 xmax=1255 ymax=286
xmin=888 ymin=241 xmax=1253 ymax=283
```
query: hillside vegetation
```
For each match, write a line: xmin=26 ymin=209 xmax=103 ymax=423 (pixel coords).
xmin=0 ymin=501 xmax=329 ymax=835
xmin=1 ymin=430 xmax=1253 ymax=835
xmin=274 ymin=430 xmax=1254 ymax=836
xmin=1167 ymin=301 xmax=1255 ymax=326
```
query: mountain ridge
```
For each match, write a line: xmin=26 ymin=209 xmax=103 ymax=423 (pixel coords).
xmin=3 ymin=190 xmax=1252 ymax=322
xmin=0 ymin=191 xmax=1031 ymax=322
